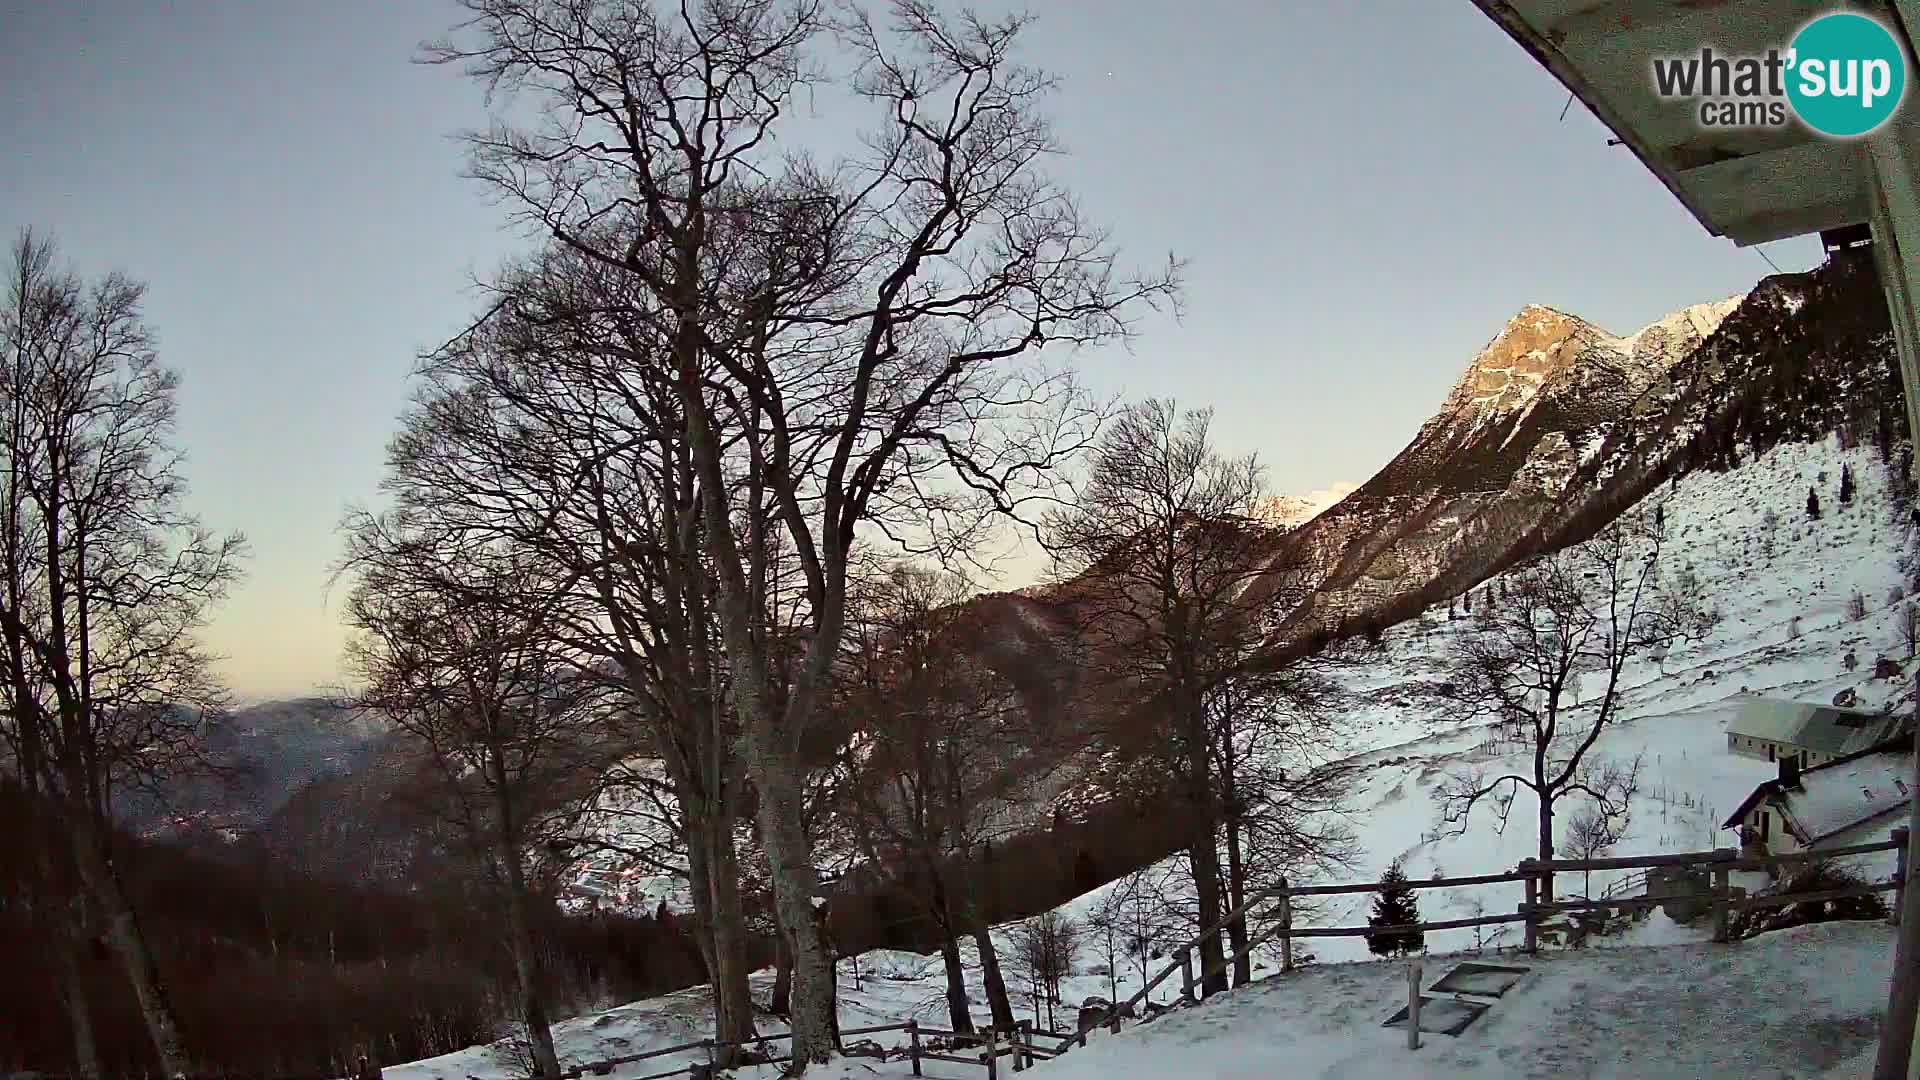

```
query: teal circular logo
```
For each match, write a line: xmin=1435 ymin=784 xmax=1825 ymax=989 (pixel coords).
xmin=1787 ymin=12 xmax=1907 ymax=137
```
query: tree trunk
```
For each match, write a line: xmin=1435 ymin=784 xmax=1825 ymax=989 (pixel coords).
xmin=686 ymin=810 xmax=756 ymax=1065
xmin=1188 ymin=833 xmax=1228 ymax=997
xmin=771 ymin=936 xmax=793 ymax=1017
xmin=743 ymin=747 xmax=836 ymax=1065
xmin=53 ymin=894 xmax=101 ymax=1079
xmin=64 ymin=810 xmax=186 ymax=1078
xmin=1224 ymin=816 xmax=1250 ymax=988
xmin=974 ymin=925 xmax=1015 ymax=1029
xmin=1184 ymin=693 xmax=1227 ymax=997
xmin=926 ymin=865 xmax=973 ymax=1033
xmin=960 ymin=846 xmax=1014 ymax=1029
xmin=490 ymin=750 xmax=560 ymax=1080
xmin=939 ymin=931 xmax=972 ymax=1033
xmin=496 ymin=840 xmax=560 ymax=1079
xmin=707 ymin=817 xmax=757 ymax=1059
xmin=1219 ymin=728 xmax=1250 ymax=989
xmin=1537 ymin=793 xmax=1555 ymax=907
xmin=20 ymin=738 xmax=99 ymax=1079
xmin=58 ymin=928 xmax=101 ymax=1080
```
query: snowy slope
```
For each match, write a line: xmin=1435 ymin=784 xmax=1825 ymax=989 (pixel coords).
xmin=1041 ymin=435 xmax=1915 ymax=963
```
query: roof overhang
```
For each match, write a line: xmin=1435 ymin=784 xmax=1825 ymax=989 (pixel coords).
xmin=1469 ymin=0 xmax=1911 ymax=246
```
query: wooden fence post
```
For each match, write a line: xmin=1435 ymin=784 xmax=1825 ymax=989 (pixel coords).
xmin=1278 ymin=876 xmax=1294 ymax=973
xmin=985 ymin=1026 xmax=999 ymax=1080
xmin=1520 ymin=860 xmax=1539 ymax=954
xmin=1712 ymin=848 xmax=1734 ymax=944
xmin=1895 ymin=827 xmax=1911 ymax=927
xmin=1180 ymin=946 xmax=1195 ymax=1003
xmin=1021 ymin=1020 xmax=1035 ymax=1069
xmin=1406 ymin=956 xmax=1423 ymax=1051
xmin=907 ymin=1020 xmax=921 ymax=1077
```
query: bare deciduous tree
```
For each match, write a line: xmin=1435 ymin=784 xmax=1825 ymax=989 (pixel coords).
xmin=422 ymin=2 xmax=1176 ymax=1065
xmin=1563 ymin=801 xmax=1631 ymax=900
xmin=1207 ymin=661 xmax=1355 ymax=984
xmin=1009 ymin=911 xmax=1079 ymax=1031
xmin=832 ymin=562 xmax=1025 ymax=1033
xmin=1435 ymin=507 xmax=1710 ymax=903
xmin=1044 ymin=400 xmax=1294 ymax=997
xmin=0 ymin=231 xmax=246 ymax=1078
xmin=342 ymin=543 xmax=620 ymax=1080
xmin=358 ymin=238 xmax=767 ymax=1059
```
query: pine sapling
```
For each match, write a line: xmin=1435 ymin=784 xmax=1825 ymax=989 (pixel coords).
xmin=1366 ymin=860 xmax=1425 ymax=958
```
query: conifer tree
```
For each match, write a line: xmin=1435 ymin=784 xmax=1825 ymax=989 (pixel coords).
xmin=1366 ymin=860 xmax=1425 ymax=958
xmin=1840 ymin=464 xmax=1856 ymax=505
xmin=1808 ymin=486 xmax=1822 ymax=521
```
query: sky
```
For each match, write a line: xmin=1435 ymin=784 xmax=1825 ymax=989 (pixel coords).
xmin=0 ymin=1 xmax=1822 ymax=700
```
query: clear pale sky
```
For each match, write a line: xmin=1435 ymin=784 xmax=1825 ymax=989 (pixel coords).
xmin=0 ymin=1 xmax=1820 ymax=700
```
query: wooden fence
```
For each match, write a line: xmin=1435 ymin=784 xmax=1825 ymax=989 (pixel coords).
xmin=497 ymin=1017 xmax=1078 ymax=1080
xmin=1075 ymin=828 xmax=1909 ymax=1039
xmin=446 ymin=830 xmax=1906 ymax=1080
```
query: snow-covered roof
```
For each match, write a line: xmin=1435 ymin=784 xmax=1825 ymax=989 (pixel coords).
xmin=1778 ymin=750 xmax=1913 ymax=845
xmin=1725 ymin=740 xmax=1914 ymax=846
xmin=1725 ymin=698 xmax=1903 ymax=756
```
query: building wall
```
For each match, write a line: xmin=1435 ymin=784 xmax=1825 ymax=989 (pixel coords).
xmin=1725 ymin=733 xmax=1830 ymax=767
xmin=1742 ymin=803 xmax=1804 ymax=856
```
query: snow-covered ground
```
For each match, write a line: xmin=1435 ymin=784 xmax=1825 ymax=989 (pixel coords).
xmin=396 ymin=435 xmax=1916 ymax=1078
xmin=1016 ymin=921 xmax=1893 ymax=1080
xmin=392 ymin=922 xmax=1897 ymax=1080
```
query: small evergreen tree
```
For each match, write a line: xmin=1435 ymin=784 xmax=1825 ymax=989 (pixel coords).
xmin=1808 ymin=486 xmax=1822 ymax=521
xmin=1366 ymin=860 xmax=1425 ymax=958
xmin=1840 ymin=464 xmax=1856 ymax=505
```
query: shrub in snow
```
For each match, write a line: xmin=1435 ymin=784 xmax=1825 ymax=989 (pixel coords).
xmin=1848 ymin=590 xmax=1868 ymax=621
xmin=1903 ymin=602 xmax=1919 ymax=658
xmin=1365 ymin=859 xmax=1424 ymax=958
xmin=1840 ymin=463 xmax=1856 ymax=505
xmin=1890 ymin=585 xmax=1906 ymax=607
xmin=1808 ymin=486 xmax=1822 ymax=521
xmin=1844 ymin=650 xmax=1859 ymax=672
xmin=1012 ymin=912 xmax=1081 ymax=1030
xmin=1876 ymin=656 xmax=1903 ymax=680
xmin=1731 ymin=860 xmax=1886 ymax=941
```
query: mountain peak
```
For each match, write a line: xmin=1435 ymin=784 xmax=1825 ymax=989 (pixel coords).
xmin=1448 ymin=295 xmax=1743 ymax=425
